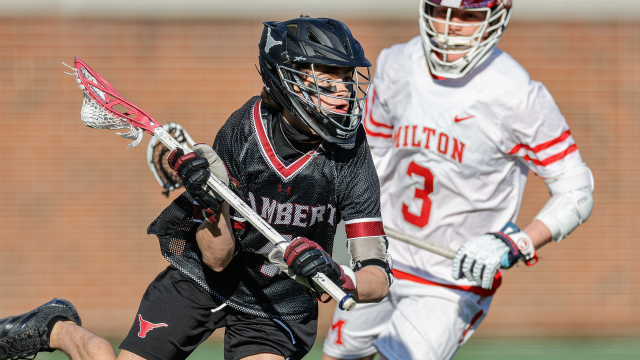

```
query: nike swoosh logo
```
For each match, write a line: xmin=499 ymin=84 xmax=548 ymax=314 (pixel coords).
xmin=454 ymin=115 xmax=475 ymax=122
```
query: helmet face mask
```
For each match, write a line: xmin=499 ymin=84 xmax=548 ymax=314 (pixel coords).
xmin=279 ymin=63 xmax=370 ymax=142
xmin=419 ymin=0 xmax=512 ymax=79
xmin=258 ymin=18 xmax=372 ymax=143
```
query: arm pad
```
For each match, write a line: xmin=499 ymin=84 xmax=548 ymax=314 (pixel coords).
xmin=535 ymin=162 xmax=594 ymax=242
xmin=347 ymin=236 xmax=394 ymax=286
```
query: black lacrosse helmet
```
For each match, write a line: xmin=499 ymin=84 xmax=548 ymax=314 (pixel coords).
xmin=258 ymin=17 xmax=372 ymax=143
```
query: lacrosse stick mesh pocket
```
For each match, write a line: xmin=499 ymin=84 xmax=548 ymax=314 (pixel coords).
xmin=78 ymin=66 xmax=128 ymax=130
xmin=80 ymin=93 xmax=143 ymax=147
xmin=81 ymin=93 xmax=141 ymax=133
xmin=80 ymin=93 xmax=128 ymax=130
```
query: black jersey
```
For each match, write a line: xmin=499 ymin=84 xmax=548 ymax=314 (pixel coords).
xmin=149 ymin=97 xmax=384 ymax=321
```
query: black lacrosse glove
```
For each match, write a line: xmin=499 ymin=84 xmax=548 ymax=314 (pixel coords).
xmin=284 ymin=237 xmax=355 ymax=291
xmin=168 ymin=147 xmax=225 ymax=223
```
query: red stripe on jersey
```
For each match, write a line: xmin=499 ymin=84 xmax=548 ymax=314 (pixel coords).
xmin=366 ymin=90 xmax=393 ymax=129
xmin=368 ymin=115 xmax=393 ymax=130
xmin=253 ymin=101 xmax=318 ymax=179
xmin=459 ymin=309 xmax=485 ymax=345
xmin=509 ymin=129 xmax=572 ymax=154
xmin=524 ymin=144 xmax=578 ymax=167
xmin=345 ymin=221 xmax=385 ymax=239
xmin=363 ymin=89 xmax=393 ymax=138
xmin=364 ymin=124 xmax=393 ymax=138
xmin=392 ymin=269 xmax=501 ymax=297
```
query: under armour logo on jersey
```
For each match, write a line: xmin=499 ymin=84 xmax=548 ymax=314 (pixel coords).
xmin=277 ymin=184 xmax=292 ymax=195
xmin=454 ymin=115 xmax=475 ymax=123
xmin=137 ymin=314 xmax=168 ymax=338
xmin=265 ymin=28 xmax=282 ymax=54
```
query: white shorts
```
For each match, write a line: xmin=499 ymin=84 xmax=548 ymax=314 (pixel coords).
xmin=323 ymin=279 xmax=493 ymax=360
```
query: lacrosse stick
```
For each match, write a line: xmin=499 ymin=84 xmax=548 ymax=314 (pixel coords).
xmin=384 ymin=222 xmax=524 ymax=261
xmin=65 ymin=56 xmax=356 ymax=311
xmin=147 ymin=123 xmax=196 ymax=196
xmin=383 ymin=226 xmax=456 ymax=259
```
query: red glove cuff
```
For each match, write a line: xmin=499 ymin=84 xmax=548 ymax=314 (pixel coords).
xmin=284 ymin=237 xmax=322 ymax=266
xmin=167 ymin=149 xmax=196 ymax=173
xmin=193 ymin=203 xmax=218 ymax=223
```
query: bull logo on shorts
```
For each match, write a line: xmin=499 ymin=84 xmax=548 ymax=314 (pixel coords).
xmin=137 ymin=314 xmax=168 ymax=338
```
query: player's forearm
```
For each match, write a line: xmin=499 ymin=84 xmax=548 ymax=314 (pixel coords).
xmin=352 ymin=267 xmax=389 ymax=303
xmin=196 ymin=202 xmax=235 ymax=272
xmin=524 ymin=219 xmax=553 ymax=250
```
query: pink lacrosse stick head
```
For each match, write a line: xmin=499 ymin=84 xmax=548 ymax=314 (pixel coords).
xmin=74 ymin=56 xmax=160 ymax=134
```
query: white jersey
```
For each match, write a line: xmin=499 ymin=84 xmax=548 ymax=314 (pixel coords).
xmin=365 ymin=36 xmax=583 ymax=288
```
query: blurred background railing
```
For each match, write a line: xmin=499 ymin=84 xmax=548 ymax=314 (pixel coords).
xmin=0 ymin=0 xmax=638 ymax=350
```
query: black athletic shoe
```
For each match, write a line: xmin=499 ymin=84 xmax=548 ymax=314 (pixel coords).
xmin=0 ymin=299 xmax=81 ymax=360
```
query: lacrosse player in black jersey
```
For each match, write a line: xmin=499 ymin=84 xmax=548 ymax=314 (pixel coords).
xmin=0 ymin=17 xmax=392 ymax=360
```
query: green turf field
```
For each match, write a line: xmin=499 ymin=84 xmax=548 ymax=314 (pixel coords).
xmin=35 ymin=337 xmax=640 ymax=360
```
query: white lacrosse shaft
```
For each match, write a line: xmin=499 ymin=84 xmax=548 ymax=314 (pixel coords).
xmin=153 ymin=127 xmax=356 ymax=311
xmin=384 ymin=226 xmax=457 ymax=260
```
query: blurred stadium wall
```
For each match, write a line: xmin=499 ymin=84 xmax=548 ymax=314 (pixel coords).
xmin=0 ymin=0 xmax=639 ymax=341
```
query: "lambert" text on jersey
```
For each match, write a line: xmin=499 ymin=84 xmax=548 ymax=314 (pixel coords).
xmin=247 ymin=192 xmax=338 ymax=227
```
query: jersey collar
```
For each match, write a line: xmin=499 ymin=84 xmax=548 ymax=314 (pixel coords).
xmin=253 ymin=100 xmax=319 ymax=180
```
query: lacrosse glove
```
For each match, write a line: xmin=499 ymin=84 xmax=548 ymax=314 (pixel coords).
xmin=283 ymin=237 xmax=356 ymax=292
xmin=452 ymin=229 xmax=538 ymax=290
xmin=168 ymin=144 xmax=229 ymax=223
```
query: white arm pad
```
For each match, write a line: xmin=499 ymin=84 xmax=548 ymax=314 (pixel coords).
xmin=534 ymin=163 xmax=594 ymax=242
xmin=347 ymin=236 xmax=394 ymax=286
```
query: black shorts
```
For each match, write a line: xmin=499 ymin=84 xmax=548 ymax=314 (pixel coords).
xmin=119 ymin=266 xmax=317 ymax=360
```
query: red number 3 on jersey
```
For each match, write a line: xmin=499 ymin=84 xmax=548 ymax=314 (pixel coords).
xmin=402 ymin=161 xmax=434 ymax=228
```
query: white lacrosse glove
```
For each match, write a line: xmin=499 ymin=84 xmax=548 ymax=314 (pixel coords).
xmin=452 ymin=223 xmax=539 ymax=290
xmin=452 ymin=234 xmax=508 ymax=290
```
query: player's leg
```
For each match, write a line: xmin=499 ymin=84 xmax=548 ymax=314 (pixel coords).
xmin=224 ymin=309 xmax=317 ymax=360
xmin=323 ymin=353 xmax=375 ymax=360
xmin=373 ymin=279 xmax=492 ymax=360
xmin=240 ymin=354 xmax=284 ymax=360
xmin=0 ymin=298 xmax=108 ymax=360
xmin=49 ymin=320 xmax=117 ymax=360
xmin=322 ymin=293 xmax=395 ymax=360
xmin=0 ymin=299 xmax=151 ymax=360
xmin=52 ymin=324 xmax=147 ymax=360
xmin=119 ymin=266 xmax=226 ymax=360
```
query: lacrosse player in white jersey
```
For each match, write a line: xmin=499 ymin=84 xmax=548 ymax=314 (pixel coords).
xmin=323 ymin=0 xmax=594 ymax=359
